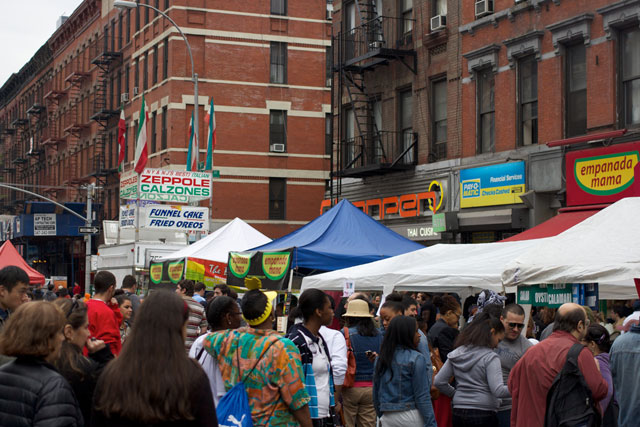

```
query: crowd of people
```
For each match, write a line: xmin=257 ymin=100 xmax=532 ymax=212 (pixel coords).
xmin=0 ymin=264 xmax=639 ymax=427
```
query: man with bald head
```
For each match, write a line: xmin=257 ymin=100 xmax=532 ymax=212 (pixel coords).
xmin=507 ymin=303 xmax=607 ymax=427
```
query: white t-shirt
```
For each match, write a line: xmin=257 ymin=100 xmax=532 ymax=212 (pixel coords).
xmin=319 ymin=325 xmax=348 ymax=386
xmin=302 ymin=332 xmax=331 ymax=418
xmin=189 ymin=333 xmax=226 ymax=405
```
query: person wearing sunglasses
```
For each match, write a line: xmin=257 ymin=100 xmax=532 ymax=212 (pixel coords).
xmin=495 ymin=304 xmax=532 ymax=427
xmin=52 ymin=298 xmax=114 ymax=426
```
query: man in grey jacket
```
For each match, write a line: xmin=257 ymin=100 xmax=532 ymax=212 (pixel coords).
xmin=495 ymin=304 xmax=532 ymax=427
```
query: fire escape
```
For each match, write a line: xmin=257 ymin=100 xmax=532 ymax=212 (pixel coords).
xmin=26 ymin=93 xmax=47 ymax=192
xmin=0 ymin=122 xmax=16 ymax=212
xmin=333 ymin=1 xmax=417 ymax=192
xmin=90 ymin=28 xmax=122 ymax=210
xmin=42 ymin=71 xmax=68 ymax=198
xmin=10 ymin=110 xmax=29 ymax=209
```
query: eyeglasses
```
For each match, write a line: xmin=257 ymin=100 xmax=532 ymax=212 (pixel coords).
xmin=508 ymin=322 xmax=525 ymax=330
xmin=66 ymin=299 xmax=79 ymax=318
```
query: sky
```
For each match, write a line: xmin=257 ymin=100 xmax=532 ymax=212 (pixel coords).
xmin=0 ymin=0 xmax=84 ymax=87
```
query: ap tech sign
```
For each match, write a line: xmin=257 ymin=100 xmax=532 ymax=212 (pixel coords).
xmin=566 ymin=141 xmax=640 ymax=206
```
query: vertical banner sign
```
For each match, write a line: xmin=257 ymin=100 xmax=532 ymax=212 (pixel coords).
xmin=227 ymin=250 xmax=293 ymax=291
xmin=460 ymin=161 xmax=526 ymax=208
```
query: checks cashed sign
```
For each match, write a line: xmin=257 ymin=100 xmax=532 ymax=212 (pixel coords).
xmin=120 ymin=168 xmax=212 ymax=203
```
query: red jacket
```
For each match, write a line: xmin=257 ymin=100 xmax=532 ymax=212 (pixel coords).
xmin=508 ymin=330 xmax=608 ymax=427
xmin=86 ymin=299 xmax=123 ymax=356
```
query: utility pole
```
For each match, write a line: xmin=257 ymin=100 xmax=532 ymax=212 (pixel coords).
xmin=85 ymin=183 xmax=94 ymax=294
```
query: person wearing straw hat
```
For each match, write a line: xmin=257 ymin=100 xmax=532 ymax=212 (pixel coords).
xmin=204 ymin=288 xmax=313 ymax=427
xmin=341 ymin=298 xmax=383 ymax=427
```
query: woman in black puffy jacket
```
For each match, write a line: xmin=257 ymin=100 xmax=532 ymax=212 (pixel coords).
xmin=0 ymin=301 xmax=83 ymax=426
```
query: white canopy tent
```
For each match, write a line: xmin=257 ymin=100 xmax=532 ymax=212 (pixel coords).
xmin=502 ymin=197 xmax=640 ymax=299
xmin=300 ymin=239 xmax=545 ymax=299
xmin=158 ymin=217 xmax=271 ymax=263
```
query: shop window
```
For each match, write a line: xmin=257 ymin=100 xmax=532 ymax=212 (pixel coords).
xmin=271 ymin=0 xmax=287 ymax=16
xmin=270 ymin=42 xmax=287 ymax=84
xmin=477 ymin=68 xmax=495 ymax=153
xmin=269 ymin=110 xmax=287 ymax=151
xmin=518 ymin=55 xmax=538 ymax=146
xmin=565 ymin=43 xmax=587 ymax=137
xmin=269 ymin=178 xmax=286 ymax=220
xmin=621 ymin=28 xmax=640 ymax=127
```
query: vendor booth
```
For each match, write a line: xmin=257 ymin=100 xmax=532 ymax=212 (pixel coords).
xmin=0 ymin=240 xmax=45 ymax=285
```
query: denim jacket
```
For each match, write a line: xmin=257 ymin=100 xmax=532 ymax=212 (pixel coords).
xmin=373 ymin=347 xmax=437 ymax=427
xmin=610 ymin=323 xmax=640 ymax=427
xmin=348 ymin=327 xmax=383 ymax=382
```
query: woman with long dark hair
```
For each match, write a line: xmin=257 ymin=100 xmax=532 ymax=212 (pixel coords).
xmin=373 ymin=315 xmax=436 ymax=426
xmin=189 ymin=295 xmax=243 ymax=405
xmin=0 ymin=301 xmax=83 ymax=426
xmin=115 ymin=293 xmax=133 ymax=344
xmin=92 ymin=290 xmax=217 ymax=427
xmin=434 ymin=312 xmax=509 ymax=427
xmin=53 ymin=298 xmax=114 ymax=425
xmin=287 ymin=289 xmax=339 ymax=425
xmin=341 ymin=298 xmax=383 ymax=427
xmin=584 ymin=324 xmax=617 ymax=426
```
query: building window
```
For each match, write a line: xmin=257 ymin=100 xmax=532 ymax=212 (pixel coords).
xmin=118 ymin=15 xmax=123 ymax=50
xmin=130 ymin=121 xmax=138 ymax=163
xmin=126 ymin=9 xmax=131 ymax=43
xmin=621 ymin=28 xmax=640 ymax=127
xmin=153 ymin=45 xmax=158 ymax=85
xmin=125 ymin=64 xmax=130 ymax=94
xmin=144 ymin=0 xmax=150 ymax=25
xmin=111 ymin=20 xmax=116 ymax=51
xmin=326 ymin=46 xmax=333 ymax=87
xmin=325 ymin=113 xmax=332 ymax=155
xmin=477 ymin=69 xmax=495 ymax=153
xmin=134 ymin=60 xmax=139 ymax=91
xmin=271 ymin=0 xmax=287 ymax=15
xmin=432 ymin=79 xmax=447 ymax=158
xmin=269 ymin=178 xmax=286 ymax=220
xmin=161 ymin=106 xmax=167 ymax=150
xmin=344 ymin=107 xmax=355 ymax=167
xmin=433 ymin=0 xmax=447 ymax=16
xmin=269 ymin=110 xmax=287 ymax=150
xmin=399 ymin=89 xmax=413 ymax=163
xmin=155 ymin=0 xmax=159 ymax=17
xmin=143 ymin=53 xmax=148 ymax=90
xmin=117 ymin=71 xmax=122 ymax=106
xmin=165 ymin=0 xmax=169 ymax=10
xmin=401 ymin=0 xmax=413 ymax=36
xmin=124 ymin=125 xmax=129 ymax=164
xmin=163 ymin=37 xmax=169 ymax=80
xmin=135 ymin=4 xmax=140 ymax=32
xmin=151 ymin=111 xmax=157 ymax=153
xmin=270 ymin=42 xmax=287 ymax=84
xmin=518 ymin=56 xmax=538 ymax=146
xmin=565 ymin=43 xmax=586 ymax=137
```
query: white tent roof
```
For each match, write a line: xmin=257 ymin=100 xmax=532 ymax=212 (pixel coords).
xmin=502 ymin=197 xmax=640 ymax=299
xmin=158 ymin=217 xmax=271 ymax=263
xmin=301 ymin=239 xmax=545 ymax=298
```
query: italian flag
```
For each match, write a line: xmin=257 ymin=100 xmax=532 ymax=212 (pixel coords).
xmin=186 ymin=111 xmax=198 ymax=171
xmin=117 ymin=109 xmax=126 ymax=174
xmin=204 ymin=98 xmax=217 ymax=171
xmin=134 ymin=95 xmax=149 ymax=174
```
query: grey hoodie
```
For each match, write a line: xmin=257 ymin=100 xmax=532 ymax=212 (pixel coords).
xmin=434 ymin=345 xmax=510 ymax=412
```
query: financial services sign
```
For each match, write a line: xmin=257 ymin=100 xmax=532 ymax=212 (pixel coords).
xmin=120 ymin=168 xmax=211 ymax=203
xmin=566 ymin=141 xmax=640 ymax=206
xmin=460 ymin=162 xmax=526 ymax=208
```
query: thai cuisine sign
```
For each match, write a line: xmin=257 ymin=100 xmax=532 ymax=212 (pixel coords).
xmin=120 ymin=168 xmax=212 ymax=203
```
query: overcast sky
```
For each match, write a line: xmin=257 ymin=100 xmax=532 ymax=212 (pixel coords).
xmin=0 ymin=0 xmax=84 ymax=87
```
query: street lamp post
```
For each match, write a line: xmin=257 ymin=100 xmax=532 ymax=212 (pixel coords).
xmin=114 ymin=1 xmax=199 ymax=166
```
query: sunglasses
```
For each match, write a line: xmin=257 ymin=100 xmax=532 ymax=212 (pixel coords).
xmin=508 ymin=322 xmax=525 ymax=330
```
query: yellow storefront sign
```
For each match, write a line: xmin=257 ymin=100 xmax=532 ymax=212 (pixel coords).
xmin=574 ymin=151 xmax=639 ymax=196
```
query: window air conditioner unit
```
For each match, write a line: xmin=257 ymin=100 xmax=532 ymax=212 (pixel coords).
xmin=270 ymin=143 xmax=286 ymax=153
xmin=475 ymin=0 xmax=494 ymax=17
xmin=514 ymin=0 xmax=526 ymax=3
xmin=120 ymin=92 xmax=129 ymax=103
xmin=133 ymin=87 xmax=139 ymax=96
xmin=430 ymin=15 xmax=447 ymax=32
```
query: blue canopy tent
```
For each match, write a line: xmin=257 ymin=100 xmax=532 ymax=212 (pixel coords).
xmin=250 ymin=199 xmax=424 ymax=273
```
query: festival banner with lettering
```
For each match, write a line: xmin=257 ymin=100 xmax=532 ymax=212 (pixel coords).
xmin=517 ymin=283 xmax=598 ymax=310
xmin=149 ymin=257 xmax=227 ymax=291
xmin=149 ymin=259 xmax=186 ymax=286
xmin=566 ymin=141 xmax=640 ymax=206
xmin=227 ymin=249 xmax=293 ymax=291
xmin=120 ymin=168 xmax=212 ymax=203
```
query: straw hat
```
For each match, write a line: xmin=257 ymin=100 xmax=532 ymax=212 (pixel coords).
xmin=342 ymin=299 xmax=373 ymax=318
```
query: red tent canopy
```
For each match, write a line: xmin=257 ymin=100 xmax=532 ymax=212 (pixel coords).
xmin=0 ymin=240 xmax=45 ymax=285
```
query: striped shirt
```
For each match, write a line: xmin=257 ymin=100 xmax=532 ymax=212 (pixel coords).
xmin=204 ymin=327 xmax=311 ymax=426
xmin=182 ymin=295 xmax=207 ymax=352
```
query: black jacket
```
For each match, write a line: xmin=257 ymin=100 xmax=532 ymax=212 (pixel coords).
xmin=0 ymin=356 xmax=84 ymax=427
xmin=427 ymin=319 xmax=459 ymax=363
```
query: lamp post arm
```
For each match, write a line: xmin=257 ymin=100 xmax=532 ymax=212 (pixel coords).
xmin=0 ymin=183 xmax=87 ymax=221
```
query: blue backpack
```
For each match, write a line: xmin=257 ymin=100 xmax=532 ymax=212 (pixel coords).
xmin=216 ymin=341 xmax=276 ymax=427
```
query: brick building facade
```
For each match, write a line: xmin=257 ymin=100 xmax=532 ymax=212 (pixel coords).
xmin=0 ymin=0 xmax=331 ymax=282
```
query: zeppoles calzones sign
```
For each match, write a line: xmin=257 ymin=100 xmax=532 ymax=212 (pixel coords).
xmin=120 ymin=168 xmax=212 ymax=203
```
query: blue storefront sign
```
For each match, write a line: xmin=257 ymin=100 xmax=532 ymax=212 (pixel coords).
xmin=460 ymin=161 xmax=526 ymax=208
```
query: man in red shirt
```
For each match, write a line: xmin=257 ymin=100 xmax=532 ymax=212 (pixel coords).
xmin=508 ymin=303 xmax=607 ymax=427
xmin=86 ymin=271 xmax=123 ymax=355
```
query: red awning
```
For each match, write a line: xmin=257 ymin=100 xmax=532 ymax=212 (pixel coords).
xmin=0 ymin=240 xmax=46 ymax=285
xmin=502 ymin=208 xmax=601 ymax=242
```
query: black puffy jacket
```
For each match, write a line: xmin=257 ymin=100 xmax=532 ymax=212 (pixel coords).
xmin=0 ymin=356 xmax=84 ymax=427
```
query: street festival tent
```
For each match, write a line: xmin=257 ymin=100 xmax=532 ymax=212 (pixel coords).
xmin=151 ymin=218 xmax=271 ymax=288
xmin=0 ymin=240 xmax=45 ymax=285
xmin=226 ymin=200 xmax=424 ymax=291
xmin=502 ymin=197 xmax=640 ymax=299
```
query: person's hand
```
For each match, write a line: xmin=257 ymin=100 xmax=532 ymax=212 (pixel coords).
xmin=86 ymin=338 xmax=106 ymax=353
xmin=110 ymin=297 xmax=118 ymax=306
xmin=334 ymin=402 xmax=342 ymax=417
xmin=365 ymin=351 xmax=378 ymax=363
